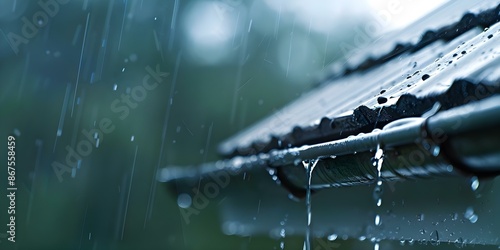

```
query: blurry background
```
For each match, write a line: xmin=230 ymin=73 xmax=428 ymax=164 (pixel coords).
xmin=0 ymin=0 xmax=452 ymax=249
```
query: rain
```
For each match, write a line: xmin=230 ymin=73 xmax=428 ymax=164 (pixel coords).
xmin=1 ymin=0 xmax=499 ymax=250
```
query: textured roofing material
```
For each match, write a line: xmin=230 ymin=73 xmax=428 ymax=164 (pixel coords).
xmin=219 ymin=1 xmax=500 ymax=157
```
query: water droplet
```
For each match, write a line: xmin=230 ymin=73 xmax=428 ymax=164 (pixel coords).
xmin=376 ymin=198 xmax=382 ymax=207
xmin=470 ymin=176 xmax=479 ymax=191
xmin=417 ymin=213 xmax=424 ymax=221
xmin=374 ymin=243 xmax=379 ymax=250
xmin=122 ymin=67 xmax=125 ymax=72
xmin=327 ymin=234 xmax=337 ymax=241
xmin=375 ymin=214 xmax=381 ymax=226
xmin=130 ymin=135 xmax=135 ymax=142
xmin=267 ymin=169 xmax=276 ymax=175
xmin=113 ymin=84 xmax=117 ymax=91
xmin=468 ymin=214 xmax=478 ymax=223
xmin=56 ymin=129 xmax=62 ymax=136
xmin=13 ymin=129 xmax=21 ymax=137
xmin=431 ymin=146 xmax=440 ymax=156
xmin=373 ymin=185 xmax=383 ymax=204
xmin=464 ymin=207 xmax=478 ymax=223
xmin=129 ymin=54 xmax=138 ymax=62
xmin=71 ymin=167 xmax=77 ymax=178
xmin=430 ymin=230 xmax=440 ymax=246
xmin=464 ymin=207 xmax=474 ymax=218
xmin=177 ymin=193 xmax=192 ymax=208
xmin=454 ymin=237 xmax=464 ymax=248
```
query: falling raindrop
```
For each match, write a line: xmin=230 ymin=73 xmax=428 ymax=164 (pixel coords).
xmin=375 ymin=215 xmax=381 ymax=226
xmin=130 ymin=135 xmax=135 ymax=142
xmin=470 ymin=176 xmax=479 ymax=191
xmin=279 ymin=227 xmax=286 ymax=249
xmin=372 ymin=145 xmax=384 ymax=206
xmin=71 ymin=167 xmax=77 ymax=178
xmin=464 ymin=207 xmax=478 ymax=223
xmin=113 ymin=84 xmax=118 ymax=91
xmin=177 ymin=193 xmax=192 ymax=208
xmin=431 ymin=145 xmax=440 ymax=156
xmin=13 ymin=129 xmax=21 ymax=137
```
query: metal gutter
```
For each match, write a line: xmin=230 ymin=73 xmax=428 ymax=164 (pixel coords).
xmin=158 ymin=95 xmax=500 ymax=188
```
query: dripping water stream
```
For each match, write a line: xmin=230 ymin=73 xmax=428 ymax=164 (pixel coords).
xmin=303 ymin=159 xmax=318 ymax=250
xmin=372 ymin=145 xmax=384 ymax=249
